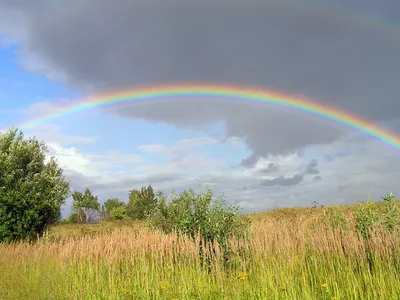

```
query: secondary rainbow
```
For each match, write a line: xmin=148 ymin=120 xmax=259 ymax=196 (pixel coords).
xmin=20 ymin=83 xmax=400 ymax=151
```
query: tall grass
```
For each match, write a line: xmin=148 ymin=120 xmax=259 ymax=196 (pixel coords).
xmin=1 ymin=203 xmax=400 ymax=299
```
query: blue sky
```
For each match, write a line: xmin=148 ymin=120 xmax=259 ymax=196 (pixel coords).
xmin=0 ymin=1 xmax=399 ymax=217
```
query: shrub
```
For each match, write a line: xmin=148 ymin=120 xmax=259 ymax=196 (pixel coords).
xmin=381 ymin=192 xmax=400 ymax=232
xmin=109 ymin=206 xmax=127 ymax=220
xmin=354 ymin=197 xmax=380 ymax=241
xmin=103 ymin=198 xmax=125 ymax=215
xmin=149 ymin=187 xmax=251 ymax=268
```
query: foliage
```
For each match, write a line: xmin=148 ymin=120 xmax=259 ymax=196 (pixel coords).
xmin=354 ymin=196 xmax=381 ymax=240
xmin=109 ymin=205 xmax=127 ymax=220
xmin=71 ymin=188 xmax=100 ymax=223
xmin=103 ymin=198 xmax=125 ymax=215
xmin=126 ymin=185 xmax=158 ymax=220
xmin=318 ymin=194 xmax=400 ymax=241
xmin=149 ymin=187 xmax=251 ymax=267
xmin=381 ymin=192 xmax=400 ymax=231
xmin=0 ymin=127 xmax=70 ymax=243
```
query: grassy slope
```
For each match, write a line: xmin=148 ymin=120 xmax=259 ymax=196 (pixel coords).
xmin=1 ymin=201 xmax=400 ymax=300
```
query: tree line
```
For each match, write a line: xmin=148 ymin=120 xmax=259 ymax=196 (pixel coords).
xmin=67 ymin=185 xmax=158 ymax=224
xmin=0 ymin=127 xmax=251 ymax=267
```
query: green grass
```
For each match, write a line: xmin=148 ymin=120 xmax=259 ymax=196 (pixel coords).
xmin=2 ymin=250 xmax=399 ymax=299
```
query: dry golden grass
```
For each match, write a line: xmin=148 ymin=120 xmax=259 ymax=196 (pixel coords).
xmin=1 ymin=202 xmax=400 ymax=299
xmin=1 ymin=205 xmax=398 ymax=264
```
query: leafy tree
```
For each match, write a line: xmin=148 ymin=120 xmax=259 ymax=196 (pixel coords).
xmin=149 ymin=187 xmax=251 ymax=268
xmin=126 ymin=185 xmax=158 ymax=220
xmin=104 ymin=198 xmax=125 ymax=215
xmin=0 ymin=127 xmax=70 ymax=243
xmin=71 ymin=188 xmax=100 ymax=223
xmin=103 ymin=198 xmax=127 ymax=220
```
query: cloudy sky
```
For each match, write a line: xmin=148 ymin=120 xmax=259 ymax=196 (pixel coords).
xmin=0 ymin=0 xmax=399 ymax=217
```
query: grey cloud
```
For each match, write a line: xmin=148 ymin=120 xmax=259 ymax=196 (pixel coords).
xmin=260 ymin=162 xmax=279 ymax=173
xmin=260 ymin=174 xmax=304 ymax=187
xmin=240 ymin=153 xmax=260 ymax=168
xmin=1 ymin=0 xmax=399 ymax=158
xmin=313 ymin=175 xmax=322 ymax=182
xmin=304 ymin=159 xmax=320 ymax=175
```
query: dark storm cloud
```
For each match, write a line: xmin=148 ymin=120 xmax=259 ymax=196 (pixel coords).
xmin=1 ymin=0 xmax=400 ymax=157
xmin=260 ymin=174 xmax=304 ymax=187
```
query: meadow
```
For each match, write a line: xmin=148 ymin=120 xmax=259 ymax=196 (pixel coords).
xmin=1 ymin=198 xmax=400 ymax=300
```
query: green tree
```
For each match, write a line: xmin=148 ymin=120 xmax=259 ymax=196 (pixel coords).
xmin=104 ymin=198 xmax=125 ymax=215
xmin=71 ymin=188 xmax=100 ymax=223
xmin=126 ymin=185 xmax=157 ymax=220
xmin=0 ymin=127 xmax=70 ymax=243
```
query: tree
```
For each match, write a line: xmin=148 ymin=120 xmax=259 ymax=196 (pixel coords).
xmin=0 ymin=127 xmax=70 ymax=243
xmin=126 ymin=185 xmax=157 ymax=220
xmin=71 ymin=188 xmax=100 ymax=223
xmin=104 ymin=198 xmax=125 ymax=215
xmin=103 ymin=198 xmax=127 ymax=220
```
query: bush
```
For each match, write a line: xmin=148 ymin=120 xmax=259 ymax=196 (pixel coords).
xmin=0 ymin=127 xmax=70 ymax=243
xmin=149 ymin=187 xmax=251 ymax=268
xmin=109 ymin=206 xmax=127 ymax=220
xmin=103 ymin=198 xmax=125 ymax=214
xmin=381 ymin=192 xmax=400 ymax=232
xmin=354 ymin=197 xmax=380 ymax=240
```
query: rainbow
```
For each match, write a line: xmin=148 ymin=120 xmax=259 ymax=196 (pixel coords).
xmin=20 ymin=83 xmax=400 ymax=150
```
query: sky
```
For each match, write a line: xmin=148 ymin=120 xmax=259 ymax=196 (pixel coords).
xmin=0 ymin=0 xmax=399 ymax=217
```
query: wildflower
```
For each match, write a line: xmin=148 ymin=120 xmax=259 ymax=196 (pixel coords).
xmin=161 ymin=281 xmax=168 ymax=292
xmin=237 ymin=272 xmax=248 ymax=280
xmin=120 ymin=287 xmax=129 ymax=294
xmin=332 ymin=297 xmax=338 ymax=300
xmin=320 ymin=283 xmax=328 ymax=288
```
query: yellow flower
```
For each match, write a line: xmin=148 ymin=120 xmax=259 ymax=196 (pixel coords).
xmin=332 ymin=297 xmax=338 ymax=300
xmin=161 ymin=281 xmax=168 ymax=292
xmin=321 ymin=283 xmax=328 ymax=288
xmin=120 ymin=287 xmax=129 ymax=294
xmin=237 ymin=272 xmax=248 ymax=280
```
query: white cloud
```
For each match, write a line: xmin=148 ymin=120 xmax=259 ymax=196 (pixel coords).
xmin=23 ymin=124 xmax=98 ymax=145
xmin=138 ymin=144 xmax=166 ymax=153
xmin=46 ymin=142 xmax=95 ymax=176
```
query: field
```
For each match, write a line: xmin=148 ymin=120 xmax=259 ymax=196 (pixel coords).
xmin=1 ymin=201 xmax=400 ymax=300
